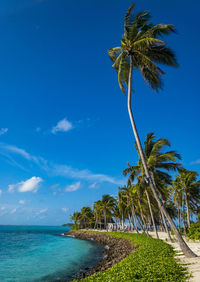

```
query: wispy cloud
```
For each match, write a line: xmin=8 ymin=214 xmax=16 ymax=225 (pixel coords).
xmin=0 ymin=142 xmax=124 ymax=187
xmin=61 ymin=208 xmax=69 ymax=213
xmin=0 ymin=189 xmax=2 ymax=196
xmin=53 ymin=164 xmax=124 ymax=185
xmin=51 ymin=118 xmax=73 ymax=134
xmin=0 ymin=143 xmax=48 ymax=171
xmin=1 ymin=144 xmax=37 ymax=162
xmin=8 ymin=177 xmax=43 ymax=193
xmin=10 ymin=208 xmax=17 ymax=214
xmin=38 ymin=208 xmax=48 ymax=214
xmin=65 ymin=181 xmax=81 ymax=192
xmin=89 ymin=182 xmax=97 ymax=189
xmin=191 ymin=159 xmax=200 ymax=165
xmin=0 ymin=128 xmax=8 ymax=136
xmin=19 ymin=200 xmax=26 ymax=205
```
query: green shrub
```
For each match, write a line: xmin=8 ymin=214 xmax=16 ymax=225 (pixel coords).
xmin=71 ymin=224 xmax=80 ymax=231
xmin=187 ymin=223 xmax=200 ymax=240
xmin=74 ymin=232 xmax=187 ymax=281
xmin=171 ymin=228 xmax=185 ymax=236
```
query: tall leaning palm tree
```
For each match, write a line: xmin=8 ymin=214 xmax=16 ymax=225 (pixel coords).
xmin=108 ymin=3 xmax=196 ymax=257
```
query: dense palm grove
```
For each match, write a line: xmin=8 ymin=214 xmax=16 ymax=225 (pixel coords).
xmin=71 ymin=133 xmax=200 ymax=238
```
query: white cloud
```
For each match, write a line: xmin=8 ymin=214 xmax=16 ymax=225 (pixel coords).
xmin=0 ymin=128 xmax=8 ymax=136
xmin=10 ymin=208 xmax=17 ymax=214
xmin=38 ymin=208 xmax=48 ymax=214
xmin=1 ymin=206 xmax=5 ymax=211
xmin=191 ymin=159 xmax=200 ymax=165
xmin=89 ymin=182 xmax=97 ymax=189
xmin=0 ymin=189 xmax=2 ymax=196
xmin=51 ymin=118 xmax=73 ymax=134
xmin=8 ymin=176 xmax=43 ymax=193
xmin=19 ymin=200 xmax=26 ymax=205
xmin=65 ymin=181 xmax=81 ymax=192
xmin=61 ymin=208 xmax=69 ymax=213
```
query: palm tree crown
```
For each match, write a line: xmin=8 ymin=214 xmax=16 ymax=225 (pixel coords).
xmin=108 ymin=3 xmax=178 ymax=93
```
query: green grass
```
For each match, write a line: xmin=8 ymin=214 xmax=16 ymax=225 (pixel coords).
xmin=74 ymin=231 xmax=188 ymax=281
xmin=187 ymin=223 xmax=200 ymax=240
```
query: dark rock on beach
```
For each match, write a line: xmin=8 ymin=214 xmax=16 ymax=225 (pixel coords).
xmin=64 ymin=231 xmax=133 ymax=280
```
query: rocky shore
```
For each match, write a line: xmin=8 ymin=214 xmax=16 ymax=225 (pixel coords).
xmin=65 ymin=231 xmax=133 ymax=280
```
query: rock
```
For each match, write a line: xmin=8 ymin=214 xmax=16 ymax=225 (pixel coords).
xmin=64 ymin=231 xmax=134 ymax=280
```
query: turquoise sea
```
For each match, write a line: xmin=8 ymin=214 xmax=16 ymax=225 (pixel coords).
xmin=0 ymin=226 xmax=103 ymax=282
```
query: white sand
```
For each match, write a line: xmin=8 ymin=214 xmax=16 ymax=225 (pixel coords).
xmin=149 ymin=231 xmax=200 ymax=282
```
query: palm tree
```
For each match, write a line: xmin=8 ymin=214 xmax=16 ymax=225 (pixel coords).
xmin=123 ymin=133 xmax=181 ymax=240
xmin=70 ymin=211 xmax=81 ymax=228
xmin=108 ymin=4 xmax=196 ymax=257
xmin=80 ymin=206 xmax=94 ymax=229
xmin=119 ymin=185 xmax=139 ymax=233
xmin=173 ymin=170 xmax=200 ymax=228
xmin=101 ymin=194 xmax=116 ymax=230
xmin=117 ymin=188 xmax=128 ymax=230
xmin=93 ymin=200 xmax=104 ymax=229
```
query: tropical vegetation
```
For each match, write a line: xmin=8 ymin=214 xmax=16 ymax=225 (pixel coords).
xmin=106 ymin=2 xmax=198 ymax=257
xmin=70 ymin=133 xmax=200 ymax=242
xmin=74 ymin=232 xmax=188 ymax=281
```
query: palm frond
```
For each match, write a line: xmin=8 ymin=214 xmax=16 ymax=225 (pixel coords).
xmin=141 ymin=24 xmax=176 ymax=39
xmin=108 ymin=47 xmax=122 ymax=62
xmin=144 ymin=45 xmax=178 ymax=67
xmin=151 ymin=138 xmax=170 ymax=154
xmin=139 ymin=64 xmax=163 ymax=91
xmin=133 ymin=37 xmax=165 ymax=50
xmin=117 ymin=54 xmax=129 ymax=94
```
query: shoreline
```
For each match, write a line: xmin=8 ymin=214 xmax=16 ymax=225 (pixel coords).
xmin=65 ymin=230 xmax=133 ymax=280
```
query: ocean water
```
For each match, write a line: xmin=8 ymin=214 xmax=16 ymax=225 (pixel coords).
xmin=0 ymin=226 xmax=103 ymax=282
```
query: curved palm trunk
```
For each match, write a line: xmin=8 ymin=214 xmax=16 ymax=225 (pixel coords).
xmin=138 ymin=199 xmax=149 ymax=236
xmin=121 ymin=211 xmax=125 ymax=231
xmin=177 ymin=202 xmax=181 ymax=229
xmin=94 ymin=214 xmax=98 ymax=230
xmin=128 ymin=213 xmax=134 ymax=230
xmin=136 ymin=214 xmax=145 ymax=232
xmin=131 ymin=205 xmax=139 ymax=233
xmin=161 ymin=210 xmax=173 ymax=242
xmin=182 ymin=192 xmax=186 ymax=234
xmin=127 ymin=56 xmax=197 ymax=257
xmin=151 ymin=173 xmax=172 ymax=241
xmin=104 ymin=209 xmax=107 ymax=231
xmin=185 ymin=194 xmax=191 ymax=227
xmin=145 ymin=189 xmax=159 ymax=239
xmin=159 ymin=213 xmax=165 ymax=232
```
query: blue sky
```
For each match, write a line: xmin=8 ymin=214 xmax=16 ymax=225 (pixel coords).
xmin=0 ymin=0 xmax=199 ymax=225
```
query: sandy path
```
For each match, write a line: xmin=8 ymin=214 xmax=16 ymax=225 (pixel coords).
xmin=149 ymin=231 xmax=200 ymax=282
